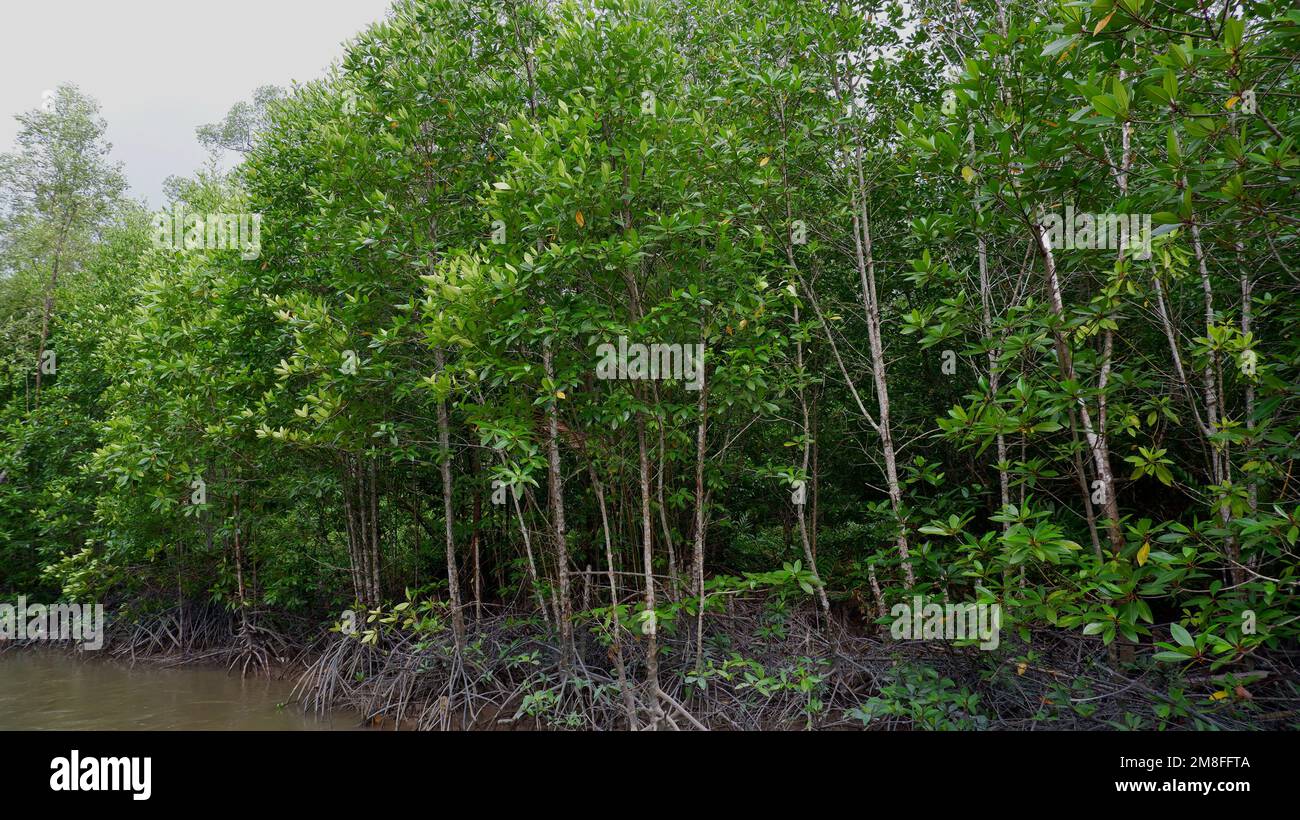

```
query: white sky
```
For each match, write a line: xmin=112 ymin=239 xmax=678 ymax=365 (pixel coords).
xmin=0 ymin=0 xmax=394 ymax=207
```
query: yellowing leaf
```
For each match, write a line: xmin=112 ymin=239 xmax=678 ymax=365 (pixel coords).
xmin=575 ymin=210 xmax=585 ymax=227
xmin=555 ymin=390 xmax=566 ymax=399
xmin=1016 ymin=662 xmax=1028 ymax=676
xmin=759 ymin=156 xmax=770 ymax=167
xmin=961 ymin=166 xmax=976 ymax=183
xmin=1136 ymin=542 xmax=1150 ymax=566
xmin=1210 ymin=690 xmax=1229 ymax=701
xmin=1093 ymin=11 xmax=1114 ymax=35
xmin=1225 ymin=95 xmax=1240 ymax=110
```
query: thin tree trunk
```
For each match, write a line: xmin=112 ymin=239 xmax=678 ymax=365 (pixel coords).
xmin=692 ymin=378 xmax=711 ymax=671
xmin=1035 ymin=224 xmax=1124 ymax=554
xmin=341 ymin=456 xmax=361 ymax=604
xmin=652 ymin=386 xmax=678 ymax=592
xmin=368 ymin=459 xmax=381 ymax=606
xmin=471 ymin=449 xmax=483 ymax=619
xmin=434 ymin=348 xmax=466 ymax=647
xmin=589 ymin=462 xmax=637 ymax=728
xmin=1238 ymin=248 xmax=1257 ymax=515
xmin=978 ymin=234 xmax=1011 ymax=523
xmin=1190 ymin=222 xmax=1242 ymax=584
xmin=1069 ymin=411 xmax=1105 ymax=561
xmin=810 ymin=401 xmax=820 ymax=561
xmin=542 ymin=338 xmax=574 ymax=667
xmin=33 ymin=211 xmax=75 ymax=408
xmin=793 ymin=301 xmax=830 ymax=614
xmin=850 ymin=152 xmax=915 ymax=587
xmin=511 ymin=482 xmax=549 ymax=626
xmin=232 ymin=490 xmax=249 ymax=637
xmin=354 ymin=458 xmax=374 ymax=607
xmin=637 ymin=411 xmax=665 ymax=729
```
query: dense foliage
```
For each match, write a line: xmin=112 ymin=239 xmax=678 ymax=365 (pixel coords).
xmin=2 ymin=0 xmax=1297 ymax=728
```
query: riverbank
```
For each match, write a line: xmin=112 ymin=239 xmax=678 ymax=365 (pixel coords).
xmin=5 ymin=598 xmax=1295 ymax=731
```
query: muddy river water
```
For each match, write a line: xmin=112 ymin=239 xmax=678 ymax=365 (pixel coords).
xmin=0 ymin=650 xmax=360 ymax=730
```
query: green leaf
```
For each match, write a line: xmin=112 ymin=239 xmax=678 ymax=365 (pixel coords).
xmin=1170 ymin=622 xmax=1193 ymax=647
xmin=1041 ymin=35 xmax=1079 ymax=58
xmin=1223 ymin=17 xmax=1244 ymax=51
xmin=1091 ymin=94 xmax=1120 ymax=120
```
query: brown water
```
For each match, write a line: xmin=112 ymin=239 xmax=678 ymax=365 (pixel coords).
xmin=0 ymin=650 xmax=361 ymax=730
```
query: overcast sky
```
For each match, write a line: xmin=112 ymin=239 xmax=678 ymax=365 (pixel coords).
xmin=0 ymin=0 xmax=394 ymax=207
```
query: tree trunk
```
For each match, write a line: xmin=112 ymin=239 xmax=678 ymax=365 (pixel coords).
xmin=471 ymin=449 xmax=483 ymax=619
xmin=1034 ymin=224 xmax=1124 ymax=554
xmin=32 ymin=212 xmax=75 ymax=408
xmin=542 ymin=338 xmax=574 ymax=667
xmin=636 ymin=410 xmax=665 ymax=729
xmin=589 ymin=462 xmax=638 ymax=728
xmin=850 ymin=153 xmax=915 ymax=587
xmin=692 ymin=378 xmax=711 ymax=670
xmin=978 ymin=234 xmax=1012 ymax=524
xmin=793 ymin=301 xmax=830 ymax=614
xmin=434 ymin=348 xmax=466 ymax=647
